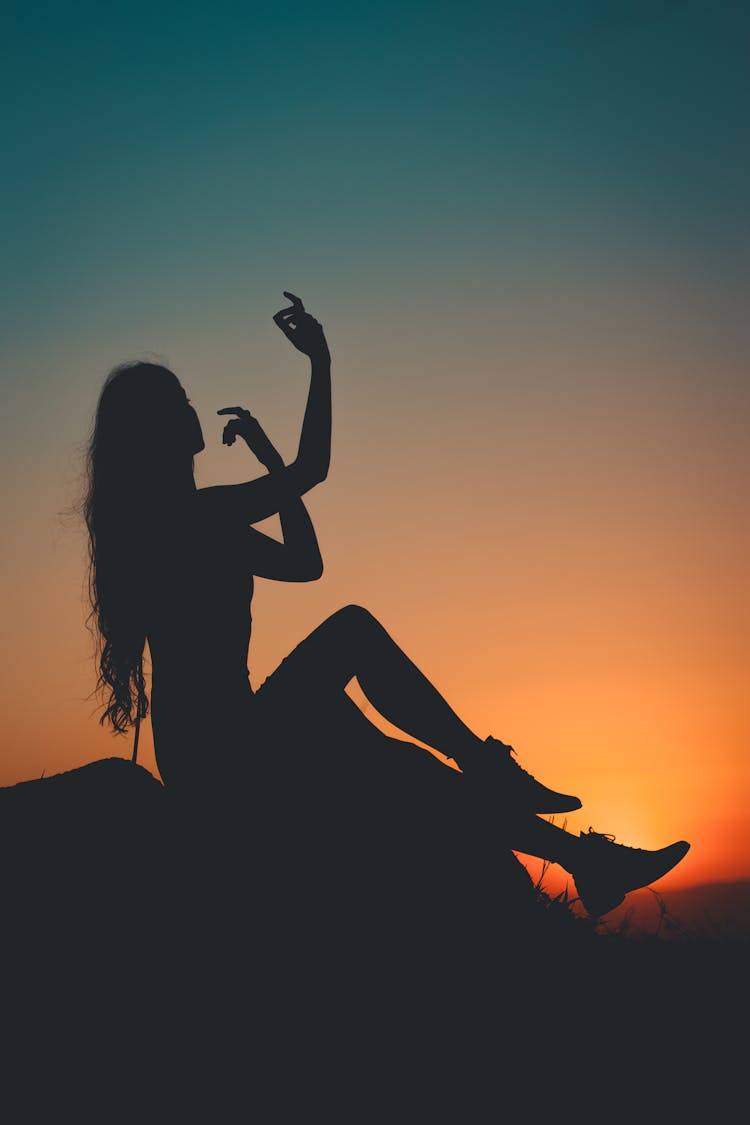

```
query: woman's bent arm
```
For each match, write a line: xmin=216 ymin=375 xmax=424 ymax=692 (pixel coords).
xmin=202 ymin=408 xmax=324 ymax=579
xmin=245 ymin=467 xmax=324 ymax=582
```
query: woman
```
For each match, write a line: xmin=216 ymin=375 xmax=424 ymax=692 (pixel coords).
xmin=84 ymin=291 xmax=689 ymax=919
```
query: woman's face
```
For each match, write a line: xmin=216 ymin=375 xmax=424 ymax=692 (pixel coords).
xmin=187 ymin=401 xmax=205 ymax=455
xmin=181 ymin=391 xmax=205 ymax=455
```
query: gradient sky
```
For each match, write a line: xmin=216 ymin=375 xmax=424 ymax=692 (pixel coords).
xmin=2 ymin=1 xmax=748 ymax=892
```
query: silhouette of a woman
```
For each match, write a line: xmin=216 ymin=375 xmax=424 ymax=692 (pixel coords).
xmin=84 ymin=291 xmax=689 ymax=918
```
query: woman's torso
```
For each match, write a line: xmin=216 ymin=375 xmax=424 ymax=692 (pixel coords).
xmin=145 ymin=497 xmax=257 ymax=789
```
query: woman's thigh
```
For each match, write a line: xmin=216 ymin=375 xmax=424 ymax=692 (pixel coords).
xmin=255 ymin=664 xmax=397 ymax=771
xmin=256 ymin=659 xmax=461 ymax=817
xmin=256 ymin=605 xmax=385 ymax=703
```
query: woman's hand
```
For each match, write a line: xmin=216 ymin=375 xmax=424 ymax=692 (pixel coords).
xmin=273 ymin=291 xmax=330 ymax=362
xmin=217 ymin=407 xmax=284 ymax=472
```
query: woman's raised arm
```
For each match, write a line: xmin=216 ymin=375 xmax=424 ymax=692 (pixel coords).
xmin=275 ymin=292 xmax=331 ymax=488
xmin=200 ymin=292 xmax=331 ymax=524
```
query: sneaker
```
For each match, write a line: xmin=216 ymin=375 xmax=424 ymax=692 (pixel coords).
xmin=573 ymin=828 xmax=691 ymax=917
xmin=464 ymin=737 xmax=583 ymax=814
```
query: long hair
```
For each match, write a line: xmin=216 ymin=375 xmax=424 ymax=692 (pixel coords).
xmin=83 ymin=361 xmax=195 ymax=734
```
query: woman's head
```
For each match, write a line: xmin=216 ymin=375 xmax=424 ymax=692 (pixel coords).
xmin=83 ymin=361 xmax=204 ymax=734
xmin=92 ymin=361 xmax=204 ymax=476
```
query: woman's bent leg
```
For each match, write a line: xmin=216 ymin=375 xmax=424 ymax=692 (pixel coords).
xmin=259 ymin=605 xmax=582 ymax=814
xmin=259 ymin=604 xmax=485 ymax=764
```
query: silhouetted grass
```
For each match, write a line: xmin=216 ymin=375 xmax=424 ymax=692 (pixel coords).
xmin=0 ymin=768 xmax=743 ymax=1125
xmin=2 ymin=754 xmax=746 ymax=1113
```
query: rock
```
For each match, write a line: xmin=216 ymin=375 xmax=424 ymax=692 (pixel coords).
xmin=1 ymin=757 xmax=165 ymax=866
xmin=1 ymin=758 xmax=167 ymax=952
xmin=0 ymin=751 xmax=576 ymax=989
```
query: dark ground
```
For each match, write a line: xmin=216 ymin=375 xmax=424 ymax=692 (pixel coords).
xmin=1 ymin=758 xmax=745 ymax=1119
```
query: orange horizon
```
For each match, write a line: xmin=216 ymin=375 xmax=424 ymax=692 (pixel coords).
xmin=4 ymin=302 xmax=748 ymax=899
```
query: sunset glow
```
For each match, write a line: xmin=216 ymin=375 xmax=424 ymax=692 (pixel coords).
xmin=3 ymin=2 xmax=748 ymax=897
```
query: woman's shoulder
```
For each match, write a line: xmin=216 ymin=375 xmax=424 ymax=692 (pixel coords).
xmin=194 ymin=484 xmax=237 ymax=513
xmin=193 ymin=487 xmax=246 ymax=534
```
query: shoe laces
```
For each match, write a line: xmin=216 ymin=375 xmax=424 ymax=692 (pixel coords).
xmin=486 ymin=737 xmax=533 ymax=779
xmin=584 ymin=827 xmax=615 ymax=842
xmin=582 ymin=827 xmax=644 ymax=854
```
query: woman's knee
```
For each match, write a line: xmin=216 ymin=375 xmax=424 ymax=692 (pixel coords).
xmin=327 ymin=604 xmax=380 ymax=638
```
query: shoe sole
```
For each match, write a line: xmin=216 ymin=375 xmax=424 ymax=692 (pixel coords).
xmin=533 ymin=797 xmax=582 ymax=814
xmin=577 ymin=841 xmax=691 ymax=918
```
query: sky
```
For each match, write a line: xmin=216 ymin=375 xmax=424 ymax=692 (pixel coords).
xmin=2 ymin=0 xmax=748 ymax=892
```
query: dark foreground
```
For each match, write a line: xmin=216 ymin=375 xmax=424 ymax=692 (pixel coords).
xmin=1 ymin=758 xmax=745 ymax=1118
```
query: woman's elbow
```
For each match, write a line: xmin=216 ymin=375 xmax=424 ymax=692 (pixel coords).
xmin=293 ymin=553 xmax=323 ymax=582
xmin=292 ymin=457 xmax=329 ymax=492
xmin=306 ymin=466 xmax=329 ymax=491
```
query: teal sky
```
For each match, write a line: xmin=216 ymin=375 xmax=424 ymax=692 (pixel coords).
xmin=3 ymin=1 xmax=748 ymax=482
xmin=4 ymin=1 xmax=748 ymax=345
xmin=2 ymin=2 xmax=749 ymax=885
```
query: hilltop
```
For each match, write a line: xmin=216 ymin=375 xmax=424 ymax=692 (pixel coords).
xmin=2 ymin=756 xmax=745 ymax=1115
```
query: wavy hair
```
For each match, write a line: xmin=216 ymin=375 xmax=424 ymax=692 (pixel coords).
xmin=83 ymin=361 xmax=195 ymax=734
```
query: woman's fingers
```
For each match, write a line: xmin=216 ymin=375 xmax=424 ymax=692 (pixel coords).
xmin=274 ymin=309 xmax=318 ymax=332
xmin=282 ymin=291 xmax=305 ymax=310
xmin=218 ymin=408 xmax=253 ymax=445
xmin=272 ymin=293 xmax=326 ymax=356
xmin=274 ymin=292 xmax=307 ymax=330
xmin=273 ymin=312 xmax=297 ymax=339
xmin=221 ymin=419 xmax=239 ymax=445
